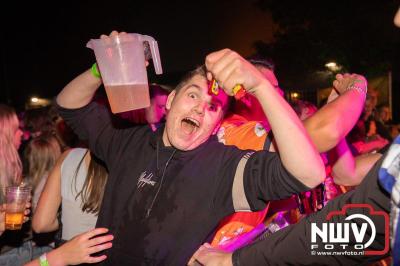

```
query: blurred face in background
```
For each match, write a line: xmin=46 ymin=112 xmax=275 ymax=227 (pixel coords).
xmin=363 ymin=89 xmax=378 ymax=120
xmin=365 ymin=89 xmax=378 ymax=109
xmin=145 ymin=93 xmax=168 ymax=124
xmin=378 ymin=106 xmax=390 ymax=123
xmin=367 ymin=120 xmax=377 ymax=137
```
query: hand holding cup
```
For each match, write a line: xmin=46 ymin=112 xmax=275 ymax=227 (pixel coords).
xmin=4 ymin=186 xmax=31 ymax=230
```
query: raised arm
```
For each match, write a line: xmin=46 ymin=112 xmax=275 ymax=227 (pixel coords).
xmin=56 ymin=31 xmax=148 ymax=167
xmin=57 ymin=31 xmax=143 ymax=109
xmin=56 ymin=32 xmax=122 ymax=109
xmin=206 ymin=49 xmax=324 ymax=188
xmin=32 ymin=150 xmax=70 ymax=233
xmin=56 ymin=69 xmax=101 ymax=109
xmin=303 ymin=74 xmax=367 ymax=153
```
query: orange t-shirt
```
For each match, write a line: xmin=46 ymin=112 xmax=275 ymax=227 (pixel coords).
xmin=212 ymin=114 xmax=270 ymax=247
xmin=217 ymin=114 xmax=269 ymax=150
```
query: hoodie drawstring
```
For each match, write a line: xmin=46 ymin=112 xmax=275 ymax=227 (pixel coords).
xmin=146 ymin=140 xmax=177 ymax=218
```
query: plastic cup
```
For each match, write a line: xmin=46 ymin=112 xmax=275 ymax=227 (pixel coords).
xmin=5 ymin=186 xmax=31 ymax=230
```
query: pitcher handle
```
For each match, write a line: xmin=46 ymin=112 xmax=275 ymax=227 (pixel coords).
xmin=86 ymin=40 xmax=94 ymax=49
xmin=140 ymin=35 xmax=163 ymax=75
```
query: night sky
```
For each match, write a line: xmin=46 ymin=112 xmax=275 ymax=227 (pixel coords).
xmin=1 ymin=0 xmax=400 ymax=118
xmin=1 ymin=0 xmax=275 ymax=109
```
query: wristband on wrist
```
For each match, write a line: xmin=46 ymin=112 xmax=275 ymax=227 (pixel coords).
xmin=39 ymin=253 xmax=50 ymax=266
xmin=91 ymin=63 xmax=101 ymax=78
xmin=345 ymin=84 xmax=367 ymax=97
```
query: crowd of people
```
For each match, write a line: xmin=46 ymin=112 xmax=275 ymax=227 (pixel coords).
xmin=0 ymin=7 xmax=399 ymax=266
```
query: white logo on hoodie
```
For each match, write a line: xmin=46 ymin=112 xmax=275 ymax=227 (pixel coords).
xmin=137 ymin=171 xmax=157 ymax=188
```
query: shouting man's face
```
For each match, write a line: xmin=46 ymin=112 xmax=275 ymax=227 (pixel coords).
xmin=163 ymin=74 xmax=229 ymax=151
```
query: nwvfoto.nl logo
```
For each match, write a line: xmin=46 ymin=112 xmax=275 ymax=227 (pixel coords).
xmin=310 ymin=204 xmax=389 ymax=256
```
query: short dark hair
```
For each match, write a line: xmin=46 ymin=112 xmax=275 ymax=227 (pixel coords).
xmin=174 ymin=65 xmax=207 ymax=94
xmin=246 ymin=55 xmax=275 ymax=72
xmin=149 ymin=84 xmax=170 ymax=99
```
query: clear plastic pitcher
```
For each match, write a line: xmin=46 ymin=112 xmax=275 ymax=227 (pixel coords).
xmin=87 ymin=33 xmax=163 ymax=113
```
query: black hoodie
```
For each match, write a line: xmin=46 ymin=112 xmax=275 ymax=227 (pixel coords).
xmin=57 ymin=102 xmax=309 ymax=265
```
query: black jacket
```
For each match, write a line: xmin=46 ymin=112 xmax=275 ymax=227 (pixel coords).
xmin=57 ymin=102 xmax=309 ymax=265
xmin=233 ymin=156 xmax=390 ymax=265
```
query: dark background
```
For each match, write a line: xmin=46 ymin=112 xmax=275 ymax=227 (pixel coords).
xmin=1 ymin=0 xmax=400 ymax=121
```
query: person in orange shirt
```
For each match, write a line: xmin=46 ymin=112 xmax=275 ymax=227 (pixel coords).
xmin=212 ymin=57 xmax=368 ymax=250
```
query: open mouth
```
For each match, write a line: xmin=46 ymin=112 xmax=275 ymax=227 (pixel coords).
xmin=181 ymin=117 xmax=200 ymax=134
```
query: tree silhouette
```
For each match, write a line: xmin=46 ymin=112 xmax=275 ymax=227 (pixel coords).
xmin=254 ymin=0 xmax=400 ymax=91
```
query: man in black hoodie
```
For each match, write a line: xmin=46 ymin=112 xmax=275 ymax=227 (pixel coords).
xmin=56 ymin=31 xmax=325 ymax=265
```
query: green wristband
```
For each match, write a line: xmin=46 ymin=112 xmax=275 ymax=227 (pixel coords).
xmin=91 ymin=63 xmax=101 ymax=78
xmin=39 ymin=253 xmax=50 ymax=266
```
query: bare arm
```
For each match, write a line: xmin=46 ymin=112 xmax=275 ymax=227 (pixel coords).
xmin=330 ymin=138 xmax=381 ymax=186
xmin=303 ymin=75 xmax=366 ymax=153
xmin=24 ymin=228 xmax=113 ymax=266
xmin=254 ymin=83 xmax=324 ymax=187
xmin=57 ymin=31 xmax=135 ymax=109
xmin=32 ymin=150 xmax=71 ymax=233
xmin=206 ymin=49 xmax=324 ymax=188
xmin=56 ymin=69 xmax=102 ymax=109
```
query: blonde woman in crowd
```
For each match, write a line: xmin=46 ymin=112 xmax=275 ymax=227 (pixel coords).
xmin=0 ymin=104 xmax=46 ymax=265
xmin=33 ymin=148 xmax=108 ymax=244
xmin=24 ymin=134 xmax=61 ymax=210
xmin=0 ymin=104 xmax=23 ymax=191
